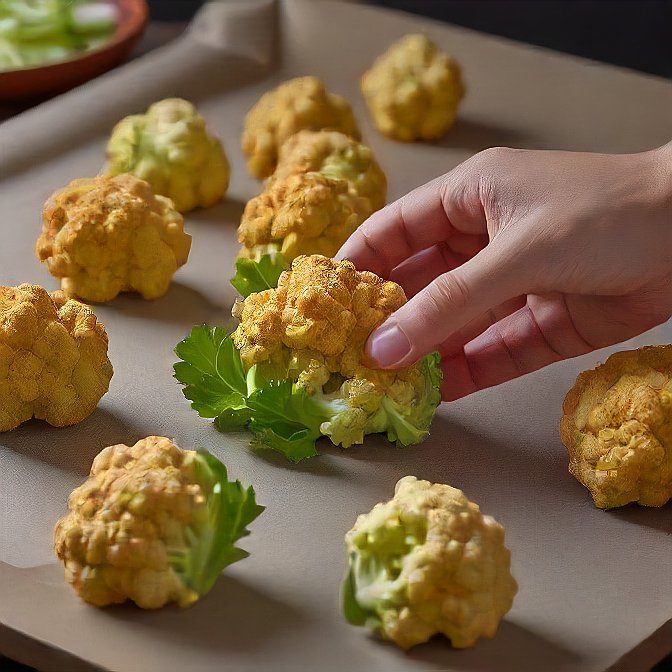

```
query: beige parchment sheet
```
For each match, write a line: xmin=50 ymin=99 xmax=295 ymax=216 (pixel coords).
xmin=1 ymin=1 xmax=671 ymax=670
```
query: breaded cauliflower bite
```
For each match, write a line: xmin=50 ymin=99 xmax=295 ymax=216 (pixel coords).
xmin=236 ymin=172 xmax=372 ymax=264
xmin=344 ymin=476 xmax=517 ymax=649
xmin=231 ymin=255 xmax=442 ymax=449
xmin=242 ymin=76 xmax=361 ymax=179
xmin=54 ymin=436 xmax=263 ymax=609
xmin=233 ymin=254 xmax=406 ymax=378
xmin=274 ymin=130 xmax=387 ymax=211
xmin=36 ymin=174 xmax=192 ymax=303
xmin=361 ymin=33 xmax=465 ymax=141
xmin=561 ymin=345 xmax=672 ymax=509
xmin=176 ymin=255 xmax=442 ymax=456
xmin=0 ymin=284 xmax=112 ymax=431
xmin=105 ymin=97 xmax=230 ymax=212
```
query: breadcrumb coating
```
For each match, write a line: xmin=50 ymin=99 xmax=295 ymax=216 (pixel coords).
xmin=0 ymin=283 xmax=112 ymax=431
xmin=236 ymin=173 xmax=372 ymax=264
xmin=54 ymin=437 xmax=205 ymax=608
xmin=36 ymin=174 xmax=191 ymax=303
xmin=345 ymin=476 xmax=517 ymax=649
xmin=274 ymin=130 xmax=387 ymax=211
xmin=242 ymin=76 xmax=360 ymax=179
xmin=232 ymin=254 xmax=406 ymax=379
xmin=361 ymin=34 xmax=465 ymax=141
xmin=560 ymin=345 xmax=672 ymax=508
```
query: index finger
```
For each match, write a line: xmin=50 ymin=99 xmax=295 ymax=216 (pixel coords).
xmin=336 ymin=168 xmax=487 ymax=278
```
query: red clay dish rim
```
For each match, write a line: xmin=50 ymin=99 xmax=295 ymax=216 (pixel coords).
xmin=0 ymin=0 xmax=149 ymax=75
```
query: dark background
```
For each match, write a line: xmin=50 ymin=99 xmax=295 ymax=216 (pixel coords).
xmin=2 ymin=1 xmax=671 ymax=671
xmin=149 ymin=0 xmax=672 ymax=78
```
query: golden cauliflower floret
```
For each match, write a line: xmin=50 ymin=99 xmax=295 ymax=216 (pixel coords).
xmin=105 ymin=98 xmax=230 ymax=212
xmin=560 ymin=345 xmax=672 ymax=509
xmin=361 ymin=33 xmax=465 ymax=141
xmin=242 ymin=76 xmax=361 ymax=179
xmin=344 ymin=476 xmax=517 ymax=650
xmin=54 ymin=437 xmax=205 ymax=609
xmin=0 ymin=284 xmax=112 ymax=431
xmin=274 ymin=130 xmax=387 ymax=211
xmin=54 ymin=436 xmax=263 ymax=609
xmin=236 ymin=172 xmax=372 ymax=264
xmin=36 ymin=174 xmax=192 ymax=303
xmin=232 ymin=254 xmax=405 ymax=379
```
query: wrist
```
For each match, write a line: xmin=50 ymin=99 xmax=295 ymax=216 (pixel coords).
xmin=646 ymin=142 xmax=672 ymax=215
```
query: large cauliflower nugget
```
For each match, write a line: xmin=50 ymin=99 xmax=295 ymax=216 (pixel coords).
xmin=242 ymin=76 xmax=360 ymax=179
xmin=233 ymin=254 xmax=405 ymax=377
xmin=54 ymin=436 xmax=263 ymax=608
xmin=175 ymin=255 xmax=442 ymax=462
xmin=343 ymin=476 xmax=517 ymax=650
xmin=36 ymin=174 xmax=192 ymax=303
xmin=274 ymin=130 xmax=387 ymax=211
xmin=237 ymin=172 xmax=372 ymax=264
xmin=561 ymin=345 xmax=672 ymax=509
xmin=361 ymin=34 xmax=465 ymax=141
xmin=105 ymin=98 xmax=230 ymax=212
xmin=0 ymin=284 xmax=112 ymax=431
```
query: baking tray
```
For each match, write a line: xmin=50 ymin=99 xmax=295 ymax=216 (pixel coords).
xmin=1 ymin=1 xmax=671 ymax=671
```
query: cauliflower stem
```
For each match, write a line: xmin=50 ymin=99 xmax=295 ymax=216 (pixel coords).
xmin=342 ymin=515 xmax=423 ymax=630
xmin=174 ymin=325 xmax=442 ymax=462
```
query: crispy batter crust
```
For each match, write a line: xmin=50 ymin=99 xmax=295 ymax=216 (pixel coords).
xmin=274 ymin=130 xmax=387 ymax=211
xmin=37 ymin=174 xmax=191 ymax=302
xmin=361 ymin=34 xmax=465 ymax=141
xmin=0 ymin=283 xmax=112 ymax=430
xmin=233 ymin=254 xmax=406 ymax=378
xmin=237 ymin=173 xmax=372 ymax=263
xmin=54 ymin=436 xmax=202 ymax=608
xmin=242 ymin=76 xmax=360 ymax=179
xmin=560 ymin=345 xmax=672 ymax=508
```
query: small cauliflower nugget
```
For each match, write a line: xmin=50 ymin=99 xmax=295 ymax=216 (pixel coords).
xmin=0 ymin=284 xmax=112 ymax=431
xmin=54 ymin=436 xmax=263 ymax=609
xmin=343 ymin=476 xmax=517 ymax=649
xmin=237 ymin=172 xmax=372 ymax=265
xmin=105 ymin=98 xmax=230 ymax=212
xmin=36 ymin=174 xmax=192 ymax=303
xmin=242 ymin=76 xmax=360 ymax=179
xmin=560 ymin=345 xmax=672 ymax=509
xmin=361 ymin=34 xmax=465 ymax=141
xmin=274 ymin=130 xmax=387 ymax=211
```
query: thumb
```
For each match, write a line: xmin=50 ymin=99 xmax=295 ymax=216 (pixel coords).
xmin=365 ymin=242 xmax=525 ymax=368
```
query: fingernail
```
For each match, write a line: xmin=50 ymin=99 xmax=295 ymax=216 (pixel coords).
xmin=366 ymin=321 xmax=411 ymax=367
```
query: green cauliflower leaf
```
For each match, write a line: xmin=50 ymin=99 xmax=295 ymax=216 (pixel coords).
xmin=167 ymin=449 xmax=264 ymax=597
xmin=230 ymin=252 xmax=288 ymax=297
xmin=174 ymin=326 xmax=443 ymax=463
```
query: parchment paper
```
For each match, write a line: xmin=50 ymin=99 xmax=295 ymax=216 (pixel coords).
xmin=1 ymin=1 xmax=671 ymax=671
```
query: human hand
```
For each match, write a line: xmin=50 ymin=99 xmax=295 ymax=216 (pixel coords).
xmin=337 ymin=143 xmax=672 ymax=401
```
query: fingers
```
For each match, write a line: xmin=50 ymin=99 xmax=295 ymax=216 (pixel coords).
xmin=390 ymin=244 xmax=470 ymax=298
xmin=446 ymin=233 xmax=490 ymax=257
xmin=437 ymin=295 xmax=527 ymax=355
xmin=390 ymin=237 xmax=489 ymax=298
xmin=364 ymin=241 xmax=525 ymax=368
xmin=440 ymin=294 xmax=595 ymax=401
xmin=337 ymin=167 xmax=487 ymax=278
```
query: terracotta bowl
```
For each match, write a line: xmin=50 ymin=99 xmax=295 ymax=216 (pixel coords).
xmin=0 ymin=0 xmax=149 ymax=102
